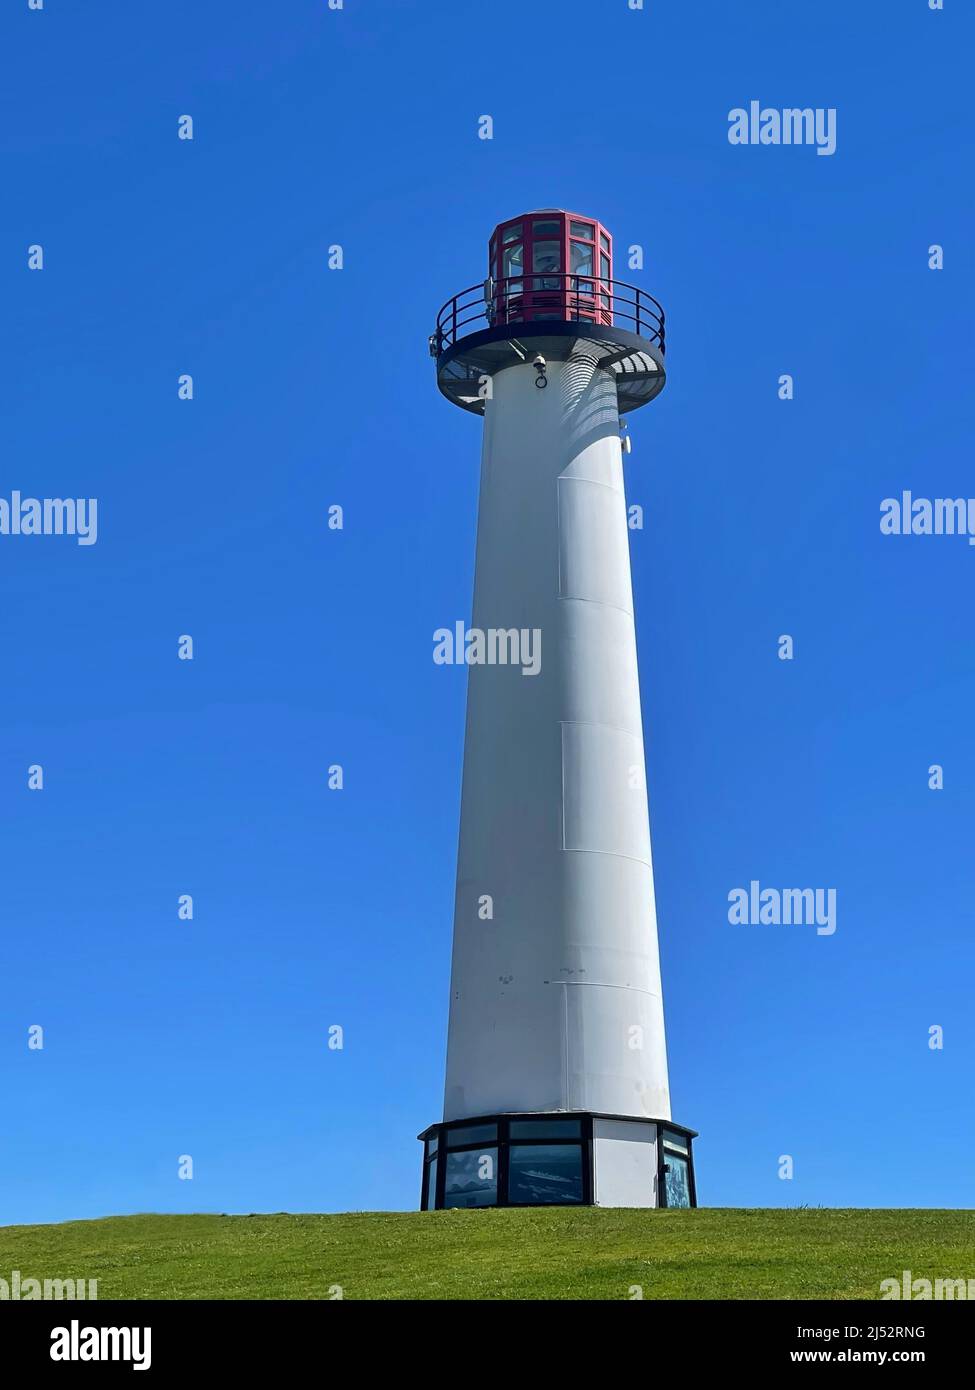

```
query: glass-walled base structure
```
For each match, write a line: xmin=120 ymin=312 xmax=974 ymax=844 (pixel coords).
xmin=418 ymin=1113 xmax=697 ymax=1211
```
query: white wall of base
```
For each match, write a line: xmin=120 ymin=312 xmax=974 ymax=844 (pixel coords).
xmin=593 ymin=1118 xmax=658 ymax=1207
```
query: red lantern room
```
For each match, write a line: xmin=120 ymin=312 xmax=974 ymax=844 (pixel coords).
xmin=487 ymin=209 xmax=614 ymax=326
xmin=431 ymin=207 xmax=665 ymax=415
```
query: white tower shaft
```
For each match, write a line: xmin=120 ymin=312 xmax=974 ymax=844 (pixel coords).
xmin=444 ymin=353 xmax=671 ymax=1125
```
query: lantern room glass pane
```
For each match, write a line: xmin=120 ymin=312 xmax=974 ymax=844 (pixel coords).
xmin=443 ymin=1148 xmax=498 ymax=1208
xmin=533 ymin=240 xmax=560 ymax=290
xmin=599 ymin=252 xmax=611 ymax=282
xmin=508 ymin=1145 xmax=583 ymax=1204
xmin=502 ymin=243 xmax=523 ymax=279
xmin=533 ymin=219 xmax=560 ymax=235
xmin=600 ymin=231 xmax=610 ymax=253
xmin=570 ymin=242 xmax=593 ymax=276
xmin=502 ymin=223 xmax=522 ymax=243
xmin=570 ymin=221 xmax=593 ymax=240
xmin=533 ymin=241 xmax=560 ymax=273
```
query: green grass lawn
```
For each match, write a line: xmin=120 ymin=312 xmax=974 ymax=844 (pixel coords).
xmin=0 ymin=1208 xmax=971 ymax=1300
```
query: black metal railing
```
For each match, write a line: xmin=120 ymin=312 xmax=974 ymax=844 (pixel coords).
xmin=432 ymin=274 xmax=665 ymax=357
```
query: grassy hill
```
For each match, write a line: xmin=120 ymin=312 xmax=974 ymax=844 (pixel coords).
xmin=0 ymin=1208 xmax=970 ymax=1300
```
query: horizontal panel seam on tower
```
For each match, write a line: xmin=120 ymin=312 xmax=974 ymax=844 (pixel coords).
xmin=557 ymin=594 xmax=634 ymax=618
xmin=556 ymin=475 xmax=624 ymax=497
xmin=549 ymin=981 xmax=663 ymax=997
xmin=559 ymin=846 xmax=653 ymax=869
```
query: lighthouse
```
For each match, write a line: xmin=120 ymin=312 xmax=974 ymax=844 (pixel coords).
xmin=420 ymin=211 xmax=697 ymax=1210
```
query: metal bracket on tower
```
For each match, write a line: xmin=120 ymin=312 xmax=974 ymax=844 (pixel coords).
xmin=533 ymin=354 xmax=548 ymax=389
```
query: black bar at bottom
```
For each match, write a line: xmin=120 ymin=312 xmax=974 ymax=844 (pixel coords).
xmin=0 ymin=1297 xmax=966 ymax=1374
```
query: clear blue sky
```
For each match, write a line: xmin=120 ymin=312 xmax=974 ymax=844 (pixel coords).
xmin=1 ymin=0 xmax=971 ymax=1226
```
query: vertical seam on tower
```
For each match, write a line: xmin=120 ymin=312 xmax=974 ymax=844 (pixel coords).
xmin=562 ymin=980 xmax=569 ymax=1110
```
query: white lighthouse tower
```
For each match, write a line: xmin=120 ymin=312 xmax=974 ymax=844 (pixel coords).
xmin=420 ymin=211 xmax=696 ymax=1210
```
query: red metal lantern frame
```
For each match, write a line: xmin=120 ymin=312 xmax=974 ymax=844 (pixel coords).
xmin=488 ymin=210 xmax=614 ymax=327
